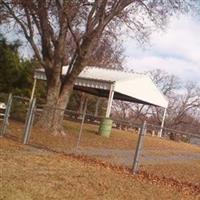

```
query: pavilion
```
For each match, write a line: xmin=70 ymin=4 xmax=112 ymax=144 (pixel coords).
xmin=32 ymin=66 xmax=168 ymax=137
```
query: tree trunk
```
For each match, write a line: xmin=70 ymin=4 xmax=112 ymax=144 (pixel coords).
xmin=38 ymin=81 xmax=73 ymax=135
xmin=169 ymin=132 xmax=180 ymax=141
xmin=51 ymin=88 xmax=72 ymax=135
xmin=37 ymin=25 xmax=98 ymax=135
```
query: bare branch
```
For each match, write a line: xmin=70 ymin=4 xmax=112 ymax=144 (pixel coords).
xmin=2 ymin=1 xmax=43 ymax=65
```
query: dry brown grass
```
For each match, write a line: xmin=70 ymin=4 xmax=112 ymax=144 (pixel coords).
xmin=1 ymin=138 xmax=199 ymax=200
xmin=7 ymin=120 xmax=200 ymax=153
xmin=4 ymin=119 xmax=200 ymax=188
xmin=142 ymin=161 xmax=200 ymax=184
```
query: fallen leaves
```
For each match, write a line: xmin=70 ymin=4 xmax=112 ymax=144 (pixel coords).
xmin=51 ymin=153 xmax=200 ymax=196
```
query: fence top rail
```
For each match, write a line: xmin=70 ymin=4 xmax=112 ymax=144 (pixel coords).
xmin=13 ymin=95 xmax=30 ymax=101
xmin=36 ymin=104 xmax=86 ymax=115
xmin=0 ymin=92 xmax=9 ymax=96
xmin=163 ymin=127 xmax=200 ymax=138
xmin=36 ymin=103 xmax=200 ymax=138
xmin=144 ymin=122 xmax=200 ymax=138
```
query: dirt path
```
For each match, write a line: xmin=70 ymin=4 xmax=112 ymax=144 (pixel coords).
xmin=76 ymin=147 xmax=200 ymax=166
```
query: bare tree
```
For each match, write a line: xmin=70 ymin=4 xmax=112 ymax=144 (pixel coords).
xmin=0 ymin=0 xmax=194 ymax=134
xmin=148 ymin=69 xmax=181 ymax=95
xmin=167 ymin=82 xmax=200 ymax=128
xmin=112 ymin=100 xmax=131 ymax=120
xmin=112 ymin=100 xmax=150 ymax=124
xmin=148 ymin=69 xmax=181 ymax=125
xmin=148 ymin=71 xmax=200 ymax=139
xmin=88 ymin=34 xmax=124 ymax=69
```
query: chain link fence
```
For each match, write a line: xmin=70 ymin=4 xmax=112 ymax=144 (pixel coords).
xmin=0 ymin=94 xmax=30 ymax=142
xmin=1 ymin=93 xmax=200 ymax=182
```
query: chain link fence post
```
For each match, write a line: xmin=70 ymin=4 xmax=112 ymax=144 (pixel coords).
xmin=132 ymin=121 xmax=146 ymax=174
xmin=0 ymin=93 xmax=13 ymax=137
xmin=23 ymin=98 xmax=36 ymax=144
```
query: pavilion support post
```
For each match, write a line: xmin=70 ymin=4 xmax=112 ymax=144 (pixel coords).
xmin=158 ymin=108 xmax=167 ymax=137
xmin=105 ymin=83 xmax=115 ymax=118
xmin=98 ymin=83 xmax=115 ymax=138
xmin=94 ymin=98 xmax=100 ymax=117
xmin=30 ymin=77 xmax=37 ymax=102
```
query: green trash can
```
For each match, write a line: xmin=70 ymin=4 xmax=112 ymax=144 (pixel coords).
xmin=98 ymin=118 xmax=113 ymax=137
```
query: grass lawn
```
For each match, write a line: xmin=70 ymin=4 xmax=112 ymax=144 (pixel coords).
xmin=3 ymin=119 xmax=200 ymax=196
xmin=7 ymin=120 xmax=200 ymax=153
xmin=1 ymin=138 xmax=199 ymax=200
xmin=142 ymin=160 xmax=200 ymax=184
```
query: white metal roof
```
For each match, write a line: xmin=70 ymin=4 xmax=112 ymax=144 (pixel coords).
xmin=35 ymin=66 xmax=168 ymax=108
xmin=63 ymin=66 xmax=142 ymax=82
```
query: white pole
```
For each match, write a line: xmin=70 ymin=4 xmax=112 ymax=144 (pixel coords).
xmin=158 ymin=108 xmax=167 ymax=137
xmin=94 ymin=98 xmax=100 ymax=117
xmin=105 ymin=83 xmax=115 ymax=118
xmin=30 ymin=78 xmax=37 ymax=102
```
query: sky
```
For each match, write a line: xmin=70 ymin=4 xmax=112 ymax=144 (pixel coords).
xmin=123 ymin=14 xmax=200 ymax=84
xmin=2 ymin=11 xmax=199 ymax=85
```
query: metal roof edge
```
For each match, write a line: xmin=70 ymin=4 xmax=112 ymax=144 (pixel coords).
xmin=143 ymin=74 xmax=169 ymax=107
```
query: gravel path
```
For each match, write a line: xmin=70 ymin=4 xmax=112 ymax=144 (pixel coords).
xmin=76 ymin=147 xmax=200 ymax=166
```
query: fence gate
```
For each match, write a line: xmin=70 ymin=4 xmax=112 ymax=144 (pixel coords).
xmin=0 ymin=93 xmax=33 ymax=141
xmin=0 ymin=93 xmax=12 ymax=136
xmin=23 ymin=98 xmax=36 ymax=144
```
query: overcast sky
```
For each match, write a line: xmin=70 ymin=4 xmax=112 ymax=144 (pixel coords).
xmin=123 ymin=14 xmax=200 ymax=84
xmin=3 ymin=12 xmax=199 ymax=85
